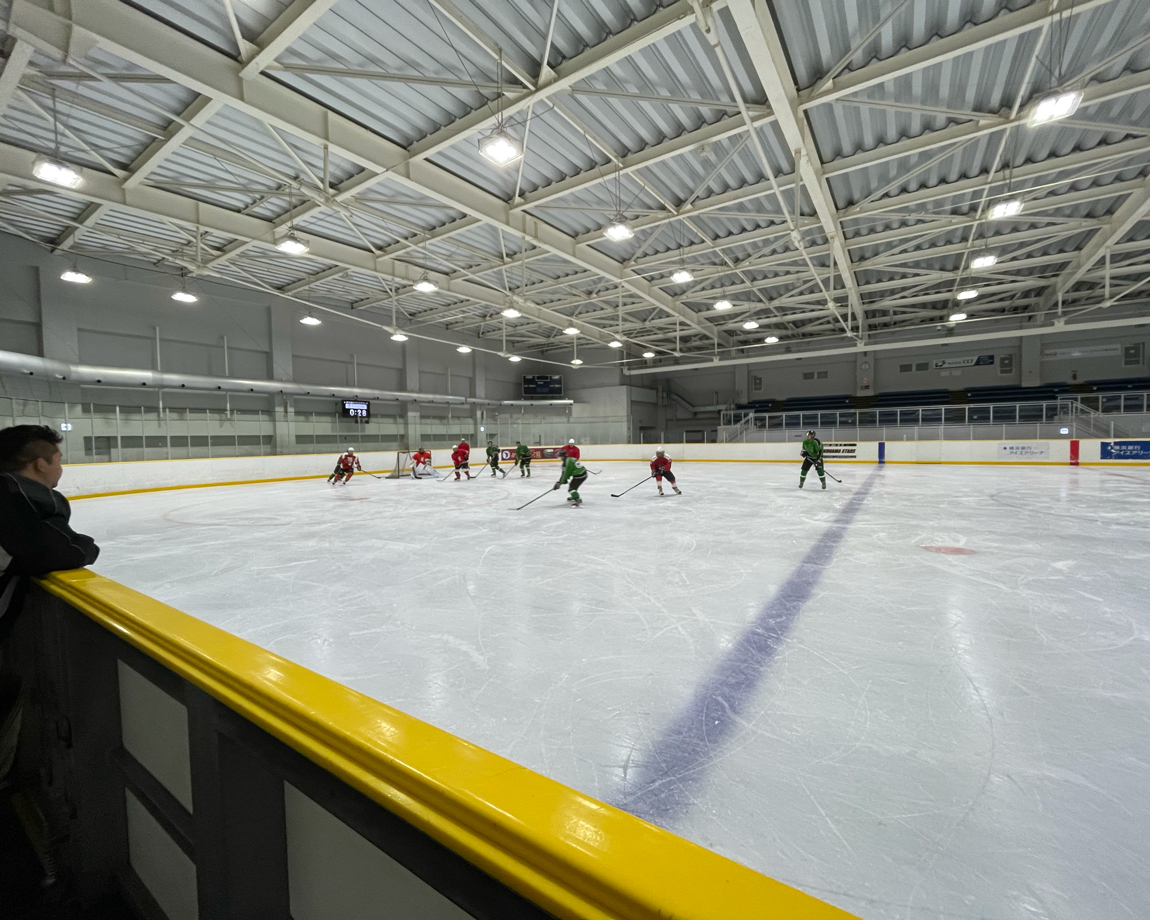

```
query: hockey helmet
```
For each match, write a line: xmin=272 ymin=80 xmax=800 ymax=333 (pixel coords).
xmin=806 ymin=430 xmax=816 ymax=438
xmin=347 ymin=447 xmax=356 ymax=453
xmin=655 ymin=447 xmax=665 ymax=455
xmin=568 ymin=438 xmax=576 ymax=444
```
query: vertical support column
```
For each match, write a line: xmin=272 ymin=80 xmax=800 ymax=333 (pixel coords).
xmin=856 ymin=351 xmax=872 ymax=396
xmin=473 ymin=352 xmax=485 ymax=444
xmin=268 ymin=306 xmax=295 ymax=455
xmin=733 ymin=365 xmax=748 ymax=404
xmin=404 ymin=338 xmax=420 ymax=450
xmin=38 ymin=266 xmax=81 ymax=362
xmin=1021 ymin=336 xmax=1041 ymax=387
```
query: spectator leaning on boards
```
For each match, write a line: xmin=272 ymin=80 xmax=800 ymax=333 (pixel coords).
xmin=0 ymin=425 xmax=100 ymax=627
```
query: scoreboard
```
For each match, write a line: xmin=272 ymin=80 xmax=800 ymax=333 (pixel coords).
xmin=340 ymin=399 xmax=370 ymax=420
xmin=522 ymin=375 xmax=563 ymax=396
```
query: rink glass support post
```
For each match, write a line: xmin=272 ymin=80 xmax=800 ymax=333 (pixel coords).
xmin=878 ymin=441 xmax=885 ymax=464
xmin=1070 ymin=439 xmax=1080 ymax=466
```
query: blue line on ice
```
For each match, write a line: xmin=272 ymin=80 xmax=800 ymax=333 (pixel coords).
xmin=616 ymin=467 xmax=883 ymax=825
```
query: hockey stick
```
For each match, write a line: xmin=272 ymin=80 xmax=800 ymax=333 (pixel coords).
xmin=820 ymin=464 xmax=843 ymax=484
xmin=611 ymin=475 xmax=653 ymax=498
xmin=514 ymin=485 xmax=557 ymax=511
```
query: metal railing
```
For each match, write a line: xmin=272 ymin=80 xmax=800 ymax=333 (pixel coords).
xmin=720 ymin=393 xmax=1150 ymax=443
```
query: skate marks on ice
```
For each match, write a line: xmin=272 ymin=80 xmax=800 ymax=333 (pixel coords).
xmin=615 ymin=468 xmax=884 ymax=825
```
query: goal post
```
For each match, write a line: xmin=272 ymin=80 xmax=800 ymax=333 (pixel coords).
xmin=385 ymin=450 xmax=414 ymax=478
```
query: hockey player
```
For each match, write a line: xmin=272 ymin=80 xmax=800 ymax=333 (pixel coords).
xmin=650 ymin=447 xmax=681 ymax=496
xmin=486 ymin=440 xmax=506 ymax=477
xmin=328 ymin=448 xmax=361 ymax=485
xmin=551 ymin=448 xmax=588 ymax=506
xmin=450 ymin=443 xmax=471 ymax=480
xmin=411 ymin=448 xmax=435 ymax=479
xmin=563 ymin=438 xmax=581 ymax=461
xmin=800 ymin=430 xmax=827 ymax=490
xmin=514 ymin=441 xmax=531 ymax=477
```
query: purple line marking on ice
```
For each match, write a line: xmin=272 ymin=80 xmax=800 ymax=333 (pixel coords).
xmin=615 ymin=467 xmax=883 ymax=826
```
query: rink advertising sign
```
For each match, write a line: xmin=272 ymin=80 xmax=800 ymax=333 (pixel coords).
xmin=932 ymin=354 xmax=994 ymax=369
xmin=1040 ymin=344 xmax=1120 ymax=361
xmin=822 ymin=442 xmax=858 ymax=459
xmin=998 ymin=442 xmax=1050 ymax=460
xmin=1100 ymin=440 xmax=1150 ymax=460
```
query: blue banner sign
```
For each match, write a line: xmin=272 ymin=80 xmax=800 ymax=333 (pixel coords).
xmin=1100 ymin=441 xmax=1150 ymax=460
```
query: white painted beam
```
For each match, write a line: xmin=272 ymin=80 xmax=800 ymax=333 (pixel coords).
xmin=0 ymin=37 xmax=34 ymax=119
xmin=239 ymin=0 xmax=342 ymax=78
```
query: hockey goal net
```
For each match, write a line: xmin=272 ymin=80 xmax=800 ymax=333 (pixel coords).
xmin=385 ymin=450 xmax=414 ymax=478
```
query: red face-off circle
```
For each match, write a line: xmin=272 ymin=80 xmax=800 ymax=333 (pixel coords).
xmin=922 ymin=545 xmax=978 ymax=555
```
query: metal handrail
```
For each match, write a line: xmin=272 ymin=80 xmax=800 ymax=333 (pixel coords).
xmin=722 ymin=390 xmax=1150 ymax=431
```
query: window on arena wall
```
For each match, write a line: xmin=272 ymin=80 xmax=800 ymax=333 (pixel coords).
xmin=899 ymin=364 xmax=912 ymax=373
xmin=816 ymin=370 xmax=828 ymax=379
xmin=915 ymin=362 xmax=928 ymax=371
xmin=803 ymin=371 xmax=814 ymax=380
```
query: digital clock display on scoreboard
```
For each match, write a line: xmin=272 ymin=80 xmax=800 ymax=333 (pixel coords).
xmin=522 ymin=375 xmax=564 ymax=396
xmin=340 ymin=399 xmax=370 ymax=420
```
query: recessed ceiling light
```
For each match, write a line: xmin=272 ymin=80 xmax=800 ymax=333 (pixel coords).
xmin=949 ymin=312 xmax=968 ymax=322
xmin=390 ymin=333 xmax=408 ymax=341
xmin=478 ymin=129 xmax=523 ymax=166
xmin=608 ymin=340 xmax=623 ymax=348
xmin=276 ymin=232 xmax=309 ymax=255
xmin=990 ymin=200 xmax=1023 ymax=220
xmin=33 ymin=156 xmax=83 ymax=189
xmin=713 ymin=299 xmax=732 ymax=311
xmin=171 ymin=290 xmax=198 ymax=303
xmin=742 ymin=320 xmax=759 ymax=330
xmin=971 ymin=254 xmax=998 ymax=270
xmin=642 ymin=351 xmax=655 ymax=358
xmin=414 ymin=277 xmax=438 ymax=294
xmin=956 ymin=289 xmax=979 ymax=301
xmin=456 ymin=345 xmax=472 ymax=353
xmin=1028 ymin=90 xmax=1082 ymax=127
xmin=764 ymin=335 xmax=779 ymax=344
xmin=60 ymin=269 xmax=91 ymax=284
xmin=671 ymin=268 xmax=693 ymax=284
xmin=604 ymin=220 xmax=634 ymax=242
xmin=299 ymin=315 xmax=321 ymax=325
xmin=571 ymin=358 xmax=583 ymax=365
xmin=501 ymin=307 xmax=521 ymax=318
xmin=508 ymin=355 xmax=522 ymax=362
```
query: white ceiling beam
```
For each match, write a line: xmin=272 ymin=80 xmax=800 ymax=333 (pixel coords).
xmin=52 ymin=201 xmax=107 ymax=251
xmin=727 ymin=0 xmax=865 ymax=334
xmin=799 ymin=0 xmax=1118 ymax=109
xmin=239 ymin=0 xmax=342 ymax=79
xmin=8 ymin=0 xmax=727 ymax=345
xmin=0 ymin=37 xmax=35 ymax=119
xmin=1038 ymin=173 xmax=1150 ymax=311
xmin=123 ymin=96 xmax=225 ymax=189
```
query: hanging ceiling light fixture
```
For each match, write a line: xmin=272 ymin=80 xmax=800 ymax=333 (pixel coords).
xmin=642 ymin=351 xmax=655 ymax=358
xmin=276 ymin=183 xmax=309 ymax=254
xmin=603 ymin=159 xmax=634 ymax=241
xmin=990 ymin=200 xmax=1023 ymax=220
xmin=971 ymin=254 xmax=998 ymax=270
xmin=713 ymin=299 xmax=732 ymax=311
xmin=456 ymin=345 xmax=472 ymax=354
xmin=742 ymin=320 xmax=759 ymax=330
xmin=477 ymin=51 xmax=523 ymax=166
xmin=60 ymin=267 xmax=91 ymax=284
xmin=414 ymin=274 xmax=439 ymax=294
xmin=764 ymin=335 xmax=779 ymax=344
xmin=300 ymin=314 xmax=321 ymax=326
xmin=671 ymin=268 xmax=694 ymax=284
xmin=564 ymin=326 xmax=579 ymax=335
xmin=501 ymin=307 xmax=521 ymax=318
xmin=608 ymin=340 xmax=623 ymax=348
xmin=390 ymin=332 xmax=409 ymax=342
xmin=956 ymin=289 xmax=979 ymax=301
xmin=1029 ymin=90 xmax=1082 ymax=127
xmin=32 ymin=89 xmax=83 ymax=188
xmin=508 ymin=355 xmax=522 ymax=362
xmin=171 ymin=290 xmax=198 ymax=303
xmin=949 ymin=312 xmax=968 ymax=322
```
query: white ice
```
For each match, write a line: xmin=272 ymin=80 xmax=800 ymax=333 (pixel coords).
xmin=73 ymin=461 xmax=1150 ymax=920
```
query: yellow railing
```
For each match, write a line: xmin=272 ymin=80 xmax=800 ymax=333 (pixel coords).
xmin=40 ymin=569 xmax=858 ymax=920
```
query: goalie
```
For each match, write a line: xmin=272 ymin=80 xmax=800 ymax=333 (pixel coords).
xmin=411 ymin=448 xmax=436 ymax=479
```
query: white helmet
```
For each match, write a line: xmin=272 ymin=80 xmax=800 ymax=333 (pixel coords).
xmin=568 ymin=438 xmax=576 ymax=444
xmin=655 ymin=446 xmax=665 ymax=454
xmin=347 ymin=447 xmax=356 ymax=453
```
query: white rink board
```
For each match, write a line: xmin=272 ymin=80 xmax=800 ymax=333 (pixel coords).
xmin=72 ymin=461 xmax=1150 ymax=920
xmin=60 ymin=438 xmax=1150 ymax=497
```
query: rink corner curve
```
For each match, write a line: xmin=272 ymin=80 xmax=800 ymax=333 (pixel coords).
xmin=36 ymin=567 xmax=862 ymax=920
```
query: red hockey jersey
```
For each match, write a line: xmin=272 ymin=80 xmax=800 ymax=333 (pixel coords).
xmin=457 ymin=440 xmax=470 ymax=459
xmin=413 ymin=450 xmax=432 ymax=466
xmin=564 ymin=443 xmax=581 ymax=460
xmin=650 ymin=455 xmax=672 ymax=474
xmin=338 ymin=452 xmax=362 ymax=471
xmin=451 ymin=447 xmax=468 ymax=466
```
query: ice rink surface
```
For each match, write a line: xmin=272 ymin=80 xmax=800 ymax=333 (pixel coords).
xmin=74 ymin=460 xmax=1149 ymax=920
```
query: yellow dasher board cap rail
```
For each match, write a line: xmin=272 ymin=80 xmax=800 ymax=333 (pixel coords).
xmin=40 ymin=569 xmax=859 ymax=920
